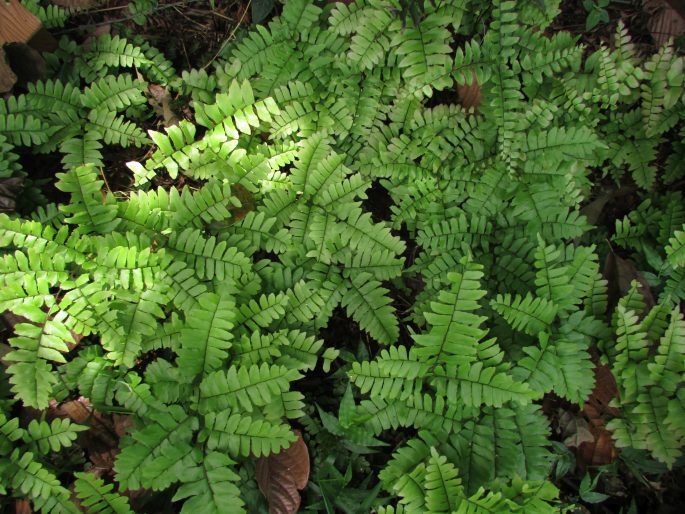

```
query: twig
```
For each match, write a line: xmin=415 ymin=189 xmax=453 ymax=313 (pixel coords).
xmin=202 ymin=0 xmax=251 ymax=70
xmin=54 ymin=0 xmax=204 ymax=35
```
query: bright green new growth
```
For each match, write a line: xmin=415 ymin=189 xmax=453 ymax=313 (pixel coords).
xmin=1 ymin=0 xmax=685 ymax=511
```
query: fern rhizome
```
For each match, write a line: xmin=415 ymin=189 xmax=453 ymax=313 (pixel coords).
xmin=1 ymin=0 xmax=685 ymax=512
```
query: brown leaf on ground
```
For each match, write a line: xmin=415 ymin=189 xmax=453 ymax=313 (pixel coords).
xmin=2 ymin=43 xmax=47 ymax=86
xmin=0 ymin=177 xmax=23 ymax=213
xmin=581 ymin=192 xmax=613 ymax=226
xmin=585 ymin=363 xmax=621 ymax=418
xmin=0 ymin=48 xmax=17 ymax=93
xmin=644 ymin=0 xmax=685 ymax=46
xmin=148 ymin=84 xmax=180 ymax=127
xmin=15 ymin=499 xmax=32 ymax=514
xmin=230 ymin=183 xmax=255 ymax=223
xmin=559 ymin=409 xmax=595 ymax=448
xmin=576 ymin=364 xmax=620 ymax=471
xmin=112 ymin=413 xmax=134 ymax=439
xmin=256 ymin=430 xmax=310 ymax=514
xmin=457 ymin=78 xmax=481 ymax=109
xmin=603 ymin=250 xmax=655 ymax=313
xmin=50 ymin=398 xmax=126 ymax=472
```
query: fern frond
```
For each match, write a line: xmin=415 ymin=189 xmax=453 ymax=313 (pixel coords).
xmin=24 ymin=418 xmax=87 ymax=454
xmin=491 ymin=293 xmax=558 ymax=336
xmin=114 ymin=406 xmax=197 ymax=491
xmin=432 ymin=362 xmax=535 ymax=407
xmin=165 ymin=228 xmax=251 ymax=281
xmin=347 ymin=7 xmax=395 ymax=71
xmin=200 ymin=411 xmax=295 ymax=457
xmin=172 ymin=451 xmax=244 ymax=514
xmin=194 ymin=79 xmax=279 ymax=135
xmin=666 ymin=225 xmax=685 ymax=269
xmin=198 ymin=364 xmax=301 ymax=414
xmin=60 ymin=133 xmax=104 ymax=170
xmin=424 ymin=448 xmax=462 ymax=514
xmin=170 ymin=183 xmax=236 ymax=230
xmin=392 ymin=13 xmax=452 ymax=90
xmin=534 ymin=236 xmax=574 ymax=311
xmin=341 ymin=273 xmax=399 ymax=345
xmin=412 ymin=259 xmax=487 ymax=366
xmin=9 ymin=449 xmax=77 ymax=513
xmin=26 ymin=79 xmax=82 ymax=116
xmin=55 ymin=164 xmax=120 ymax=234
xmin=648 ymin=307 xmax=685 ymax=394
xmin=0 ymin=113 xmax=53 ymax=146
xmin=86 ymin=109 xmax=149 ymax=148
xmin=82 ymin=74 xmax=147 ymax=112
xmin=225 ymin=211 xmax=291 ymax=254
xmin=81 ymin=35 xmax=151 ymax=78
xmin=234 ymin=291 xmax=289 ymax=332
xmin=74 ymin=472 xmax=133 ymax=514
xmin=177 ymin=292 xmax=235 ymax=380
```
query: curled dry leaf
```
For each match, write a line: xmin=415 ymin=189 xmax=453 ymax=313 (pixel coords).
xmin=256 ymin=430 xmax=310 ymax=514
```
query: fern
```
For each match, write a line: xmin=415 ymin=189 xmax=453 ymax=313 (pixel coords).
xmin=73 ymin=472 xmax=133 ymax=514
xmin=2 ymin=0 xmax=685 ymax=510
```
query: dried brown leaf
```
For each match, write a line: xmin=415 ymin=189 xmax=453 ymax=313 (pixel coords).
xmin=457 ymin=76 xmax=481 ymax=109
xmin=0 ymin=176 xmax=23 ymax=213
xmin=148 ymin=84 xmax=180 ymax=127
xmin=256 ymin=430 xmax=310 ymax=514
xmin=575 ymin=364 xmax=620 ymax=470
xmin=644 ymin=0 xmax=685 ymax=46
xmin=51 ymin=397 xmax=124 ymax=471
xmin=603 ymin=250 xmax=655 ymax=313
xmin=559 ymin=409 xmax=595 ymax=448
xmin=3 ymin=43 xmax=47 ymax=86
xmin=15 ymin=499 xmax=32 ymax=514
xmin=0 ymin=48 xmax=17 ymax=93
xmin=580 ymin=192 xmax=612 ymax=226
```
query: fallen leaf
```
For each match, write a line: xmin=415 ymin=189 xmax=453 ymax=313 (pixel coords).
xmin=15 ymin=499 xmax=32 ymax=514
xmin=256 ymin=430 xmax=310 ymax=514
xmin=148 ymin=84 xmax=180 ymax=127
xmin=3 ymin=42 xmax=47 ymax=87
xmin=585 ymin=363 xmax=620 ymax=418
xmin=0 ymin=176 xmax=23 ymax=213
xmin=112 ymin=413 xmax=134 ymax=438
xmin=575 ymin=363 xmax=620 ymax=471
xmin=559 ymin=409 xmax=595 ymax=448
xmin=580 ymin=191 xmax=612 ymax=226
xmin=457 ymin=74 xmax=481 ymax=109
xmin=51 ymin=397 xmax=124 ymax=471
xmin=603 ymin=250 xmax=655 ymax=314
xmin=0 ymin=48 xmax=17 ymax=93
xmin=643 ymin=0 xmax=685 ymax=46
xmin=230 ymin=183 xmax=255 ymax=222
